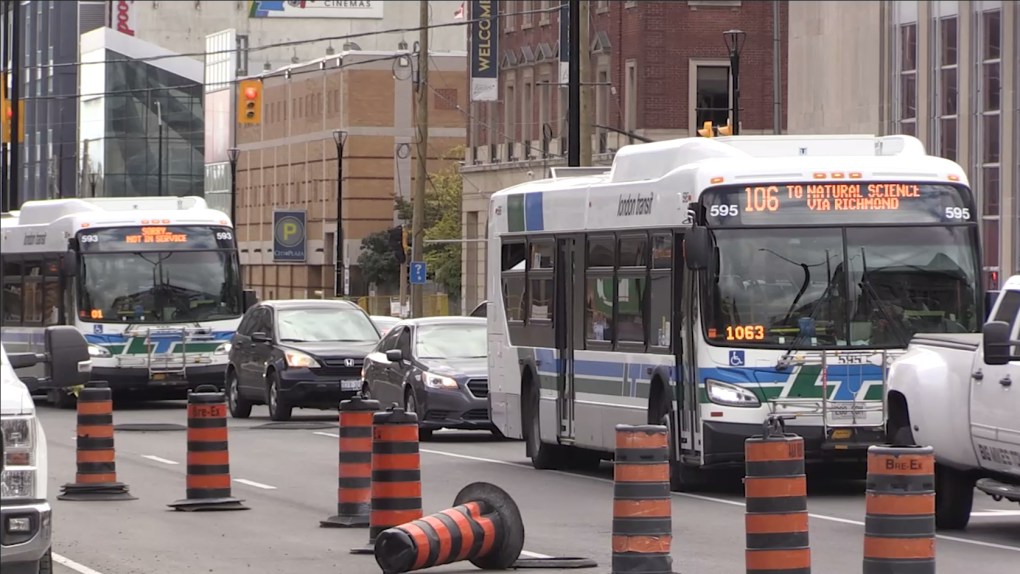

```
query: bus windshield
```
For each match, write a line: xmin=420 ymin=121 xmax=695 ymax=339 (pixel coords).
xmin=78 ymin=251 xmax=243 ymax=323
xmin=701 ymin=225 xmax=981 ymax=349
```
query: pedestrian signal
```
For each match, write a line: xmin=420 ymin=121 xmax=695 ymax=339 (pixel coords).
xmin=1 ymin=99 xmax=25 ymax=144
xmin=237 ymin=79 xmax=262 ymax=124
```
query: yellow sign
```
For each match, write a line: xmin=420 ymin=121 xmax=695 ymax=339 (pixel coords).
xmin=830 ymin=428 xmax=852 ymax=440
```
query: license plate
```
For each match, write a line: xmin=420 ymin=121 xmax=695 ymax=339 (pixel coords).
xmin=830 ymin=405 xmax=866 ymax=420
xmin=340 ymin=379 xmax=362 ymax=391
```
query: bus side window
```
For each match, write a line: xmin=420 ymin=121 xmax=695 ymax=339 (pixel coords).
xmin=1 ymin=259 xmax=23 ymax=326
xmin=501 ymin=241 xmax=526 ymax=322
xmin=650 ymin=234 xmax=674 ymax=348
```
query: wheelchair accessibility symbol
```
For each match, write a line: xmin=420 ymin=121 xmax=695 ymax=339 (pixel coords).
xmin=728 ymin=350 xmax=745 ymax=367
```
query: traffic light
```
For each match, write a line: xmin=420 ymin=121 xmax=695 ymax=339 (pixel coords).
xmin=388 ymin=225 xmax=407 ymax=264
xmin=0 ymin=73 xmax=23 ymax=144
xmin=697 ymin=121 xmax=714 ymax=138
xmin=237 ymin=78 xmax=262 ymax=124
xmin=716 ymin=119 xmax=733 ymax=136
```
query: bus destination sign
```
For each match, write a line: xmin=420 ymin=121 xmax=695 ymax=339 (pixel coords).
xmin=77 ymin=225 xmax=235 ymax=252
xmin=702 ymin=182 xmax=973 ymax=226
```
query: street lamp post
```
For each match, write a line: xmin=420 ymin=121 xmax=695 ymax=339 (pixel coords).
xmin=723 ymin=29 xmax=747 ymax=135
xmin=88 ymin=173 xmax=98 ymax=197
xmin=332 ymin=130 xmax=348 ymax=298
xmin=227 ymin=147 xmax=240 ymax=228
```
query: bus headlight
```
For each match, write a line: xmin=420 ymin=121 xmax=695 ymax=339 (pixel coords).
xmin=423 ymin=373 xmax=459 ymax=390
xmin=1 ymin=416 xmax=37 ymax=500
xmin=284 ymin=350 xmax=320 ymax=369
xmin=214 ymin=342 xmax=232 ymax=356
xmin=705 ymin=379 xmax=761 ymax=408
xmin=88 ymin=344 xmax=111 ymax=358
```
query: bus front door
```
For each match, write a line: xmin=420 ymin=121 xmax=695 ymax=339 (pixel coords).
xmin=556 ymin=236 xmax=583 ymax=441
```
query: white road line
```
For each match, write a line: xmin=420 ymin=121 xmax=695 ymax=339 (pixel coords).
xmin=419 ymin=448 xmax=1020 ymax=553
xmin=519 ymin=550 xmax=553 ymax=559
xmin=54 ymin=553 xmax=105 ymax=574
xmin=313 ymin=431 xmax=341 ymax=438
xmin=140 ymin=455 xmax=179 ymax=465
xmin=971 ymin=510 xmax=1020 ymax=517
xmin=234 ymin=478 xmax=277 ymax=490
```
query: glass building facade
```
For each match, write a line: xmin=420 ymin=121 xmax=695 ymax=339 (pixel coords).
xmin=99 ymin=49 xmax=204 ymax=197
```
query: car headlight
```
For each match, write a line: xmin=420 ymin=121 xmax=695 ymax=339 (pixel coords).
xmin=422 ymin=372 xmax=459 ymax=390
xmin=214 ymin=342 xmax=232 ymax=356
xmin=1 ymin=416 xmax=37 ymax=500
xmin=88 ymin=344 xmax=111 ymax=358
xmin=705 ymin=379 xmax=761 ymax=408
xmin=285 ymin=350 xmax=320 ymax=368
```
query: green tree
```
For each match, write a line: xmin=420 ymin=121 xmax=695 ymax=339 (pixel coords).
xmin=394 ymin=157 xmax=464 ymax=298
xmin=357 ymin=230 xmax=400 ymax=289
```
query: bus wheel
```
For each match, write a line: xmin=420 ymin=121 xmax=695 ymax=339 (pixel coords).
xmin=524 ymin=375 xmax=565 ymax=470
xmin=649 ymin=389 xmax=705 ymax=492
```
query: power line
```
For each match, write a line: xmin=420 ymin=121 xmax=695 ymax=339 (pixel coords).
xmin=24 ymin=4 xmax=557 ymax=72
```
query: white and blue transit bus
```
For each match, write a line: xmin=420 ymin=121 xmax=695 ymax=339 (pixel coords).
xmin=484 ymin=134 xmax=982 ymax=489
xmin=1 ymin=196 xmax=255 ymax=407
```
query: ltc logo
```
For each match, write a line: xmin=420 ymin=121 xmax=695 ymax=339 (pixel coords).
xmin=777 ymin=365 xmax=884 ymax=401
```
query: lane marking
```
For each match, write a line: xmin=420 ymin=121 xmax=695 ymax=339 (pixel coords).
xmin=419 ymin=448 xmax=1020 ymax=553
xmin=971 ymin=510 xmax=1020 ymax=517
xmin=313 ymin=431 xmax=341 ymax=438
xmin=140 ymin=455 xmax=179 ymax=465
xmin=519 ymin=550 xmax=553 ymax=559
xmin=54 ymin=553 xmax=105 ymax=574
xmin=234 ymin=478 xmax=277 ymax=490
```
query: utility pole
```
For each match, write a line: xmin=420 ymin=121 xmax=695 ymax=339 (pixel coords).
xmin=1 ymin=2 xmax=9 ymax=209
xmin=578 ymin=0 xmax=593 ymax=166
xmin=566 ymin=0 xmax=580 ymax=166
xmin=8 ymin=0 xmax=20 ymax=208
xmin=410 ymin=0 xmax=429 ymax=318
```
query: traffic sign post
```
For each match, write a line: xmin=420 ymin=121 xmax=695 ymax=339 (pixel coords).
xmin=409 ymin=261 xmax=426 ymax=285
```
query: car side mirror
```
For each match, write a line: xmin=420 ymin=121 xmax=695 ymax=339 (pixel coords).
xmin=243 ymin=289 xmax=258 ymax=311
xmin=684 ymin=227 xmax=710 ymax=271
xmin=44 ymin=326 xmax=92 ymax=388
xmin=983 ymin=320 xmax=1019 ymax=366
xmin=251 ymin=332 xmax=271 ymax=344
xmin=5 ymin=352 xmax=40 ymax=370
xmin=61 ymin=249 xmax=78 ymax=277
xmin=385 ymin=349 xmax=404 ymax=363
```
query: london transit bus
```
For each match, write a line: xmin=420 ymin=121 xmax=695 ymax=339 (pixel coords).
xmin=484 ymin=134 xmax=982 ymax=490
xmin=1 ymin=196 xmax=254 ymax=407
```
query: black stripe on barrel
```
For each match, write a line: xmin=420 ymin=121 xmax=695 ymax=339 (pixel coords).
xmin=322 ymin=397 xmax=380 ymax=528
xmin=612 ymin=424 xmax=673 ymax=574
xmin=744 ymin=432 xmax=810 ymax=574
xmin=74 ymin=384 xmax=117 ymax=484
xmin=184 ymin=390 xmax=234 ymax=500
xmin=369 ymin=406 xmax=423 ymax=544
xmin=863 ymin=445 xmax=935 ymax=574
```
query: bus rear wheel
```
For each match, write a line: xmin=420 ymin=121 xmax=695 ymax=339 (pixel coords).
xmin=524 ymin=374 xmax=566 ymax=470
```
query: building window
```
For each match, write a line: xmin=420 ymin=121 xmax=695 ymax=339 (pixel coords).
xmin=896 ymin=23 xmax=917 ymax=136
xmin=539 ymin=0 xmax=550 ymax=24
xmin=934 ymin=16 xmax=958 ymax=161
xmin=693 ymin=63 xmax=730 ymax=133
xmin=595 ymin=69 xmax=610 ymax=153
xmin=522 ymin=79 xmax=533 ymax=142
xmin=624 ymin=60 xmax=637 ymax=133
xmin=978 ymin=8 xmax=1002 ymax=288
xmin=503 ymin=0 xmax=515 ymax=31
xmin=522 ymin=0 xmax=533 ymax=27
xmin=538 ymin=75 xmax=551 ymax=143
xmin=504 ymin=82 xmax=516 ymax=148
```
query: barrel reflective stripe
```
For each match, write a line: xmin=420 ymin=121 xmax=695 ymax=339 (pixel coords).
xmin=75 ymin=387 xmax=117 ymax=483
xmin=337 ymin=400 xmax=377 ymax=516
xmin=394 ymin=501 xmax=497 ymax=571
xmin=185 ymin=393 xmax=233 ymax=499
xmin=863 ymin=446 xmax=935 ymax=574
xmin=744 ymin=433 xmax=810 ymax=574
xmin=612 ymin=424 xmax=673 ymax=574
xmin=370 ymin=410 xmax=423 ymax=541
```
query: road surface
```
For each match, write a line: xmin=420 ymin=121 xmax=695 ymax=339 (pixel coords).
xmin=36 ymin=401 xmax=1020 ymax=574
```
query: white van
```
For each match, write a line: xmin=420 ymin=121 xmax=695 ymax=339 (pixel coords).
xmin=2 ymin=327 xmax=92 ymax=574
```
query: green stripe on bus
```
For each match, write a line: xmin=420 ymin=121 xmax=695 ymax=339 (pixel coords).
xmin=507 ymin=194 xmax=526 ymax=232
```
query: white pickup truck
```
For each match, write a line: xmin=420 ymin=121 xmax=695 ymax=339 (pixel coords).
xmin=2 ymin=327 xmax=93 ymax=574
xmin=886 ymin=274 xmax=1020 ymax=530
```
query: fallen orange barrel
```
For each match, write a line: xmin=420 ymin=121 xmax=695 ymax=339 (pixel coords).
xmin=351 ymin=404 xmax=422 ymax=554
xmin=863 ymin=445 xmax=935 ymax=574
xmin=168 ymin=385 xmax=248 ymax=511
xmin=744 ymin=418 xmax=810 ymax=574
xmin=374 ymin=482 xmax=526 ymax=574
xmin=58 ymin=382 xmax=136 ymax=501
xmin=321 ymin=396 xmax=380 ymax=528
xmin=612 ymin=424 xmax=673 ymax=574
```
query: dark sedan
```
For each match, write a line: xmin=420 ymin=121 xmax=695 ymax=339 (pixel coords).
xmin=362 ymin=317 xmax=492 ymax=440
xmin=225 ymin=299 xmax=381 ymax=421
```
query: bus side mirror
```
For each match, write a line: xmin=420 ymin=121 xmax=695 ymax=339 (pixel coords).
xmin=62 ymin=250 xmax=78 ymax=277
xmin=243 ymin=289 xmax=258 ymax=311
xmin=983 ymin=320 xmax=1019 ymax=366
xmin=684 ymin=227 xmax=711 ymax=271
xmin=44 ymin=326 xmax=92 ymax=388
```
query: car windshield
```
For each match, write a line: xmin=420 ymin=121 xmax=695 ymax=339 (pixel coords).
xmin=78 ymin=251 xmax=243 ymax=323
xmin=415 ymin=324 xmax=488 ymax=359
xmin=702 ymin=225 xmax=980 ymax=349
xmin=277 ymin=308 xmax=380 ymax=342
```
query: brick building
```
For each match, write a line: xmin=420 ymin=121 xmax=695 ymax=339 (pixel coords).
xmin=233 ymin=50 xmax=468 ymax=300
xmin=459 ymin=0 xmax=789 ymax=312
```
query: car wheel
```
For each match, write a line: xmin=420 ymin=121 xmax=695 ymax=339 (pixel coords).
xmin=405 ymin=388 xmax=432 ymax=441
xmin=226 ymin=371 xmax=252 ymax=419
xmin=266 ymin=371 xmax=293 ymax=422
